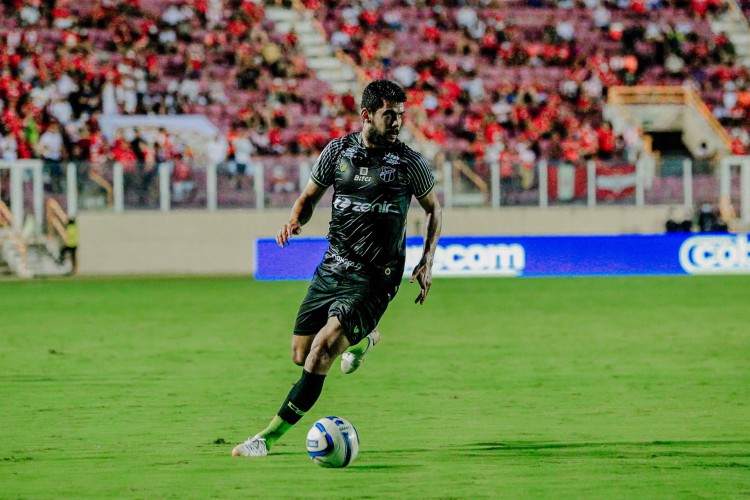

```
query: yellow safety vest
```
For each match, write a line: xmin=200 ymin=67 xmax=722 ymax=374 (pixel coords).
xmin=66 ymin=224 xmax=79 ymax=247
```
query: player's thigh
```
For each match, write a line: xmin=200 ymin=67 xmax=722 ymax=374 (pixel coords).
xmin=305 ymin=316 xmax=352 ymax=374
xmin=313 ymin=316 xmax=351 ymax=353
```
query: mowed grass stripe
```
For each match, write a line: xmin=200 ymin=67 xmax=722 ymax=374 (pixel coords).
xmin=1 ymin=275 xmax=748 ymax=498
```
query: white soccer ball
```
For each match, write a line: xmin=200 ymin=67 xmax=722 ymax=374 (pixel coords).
xmin=306 ymin=416 xmax=359 ymax=468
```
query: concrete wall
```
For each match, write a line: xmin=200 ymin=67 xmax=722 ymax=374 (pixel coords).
xmin=76 ymin=205 xmax=677 ymax=275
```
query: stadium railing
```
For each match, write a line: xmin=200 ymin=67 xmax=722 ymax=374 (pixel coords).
xmin=45 ymin=198 xmax=69 ymax=243
xmin=20 ymin=155 xmax=744 ymax=215
xmin=0 ymin=198 xmax=30 ymax=277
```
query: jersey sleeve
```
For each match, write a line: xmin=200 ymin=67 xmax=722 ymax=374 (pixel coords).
xmin=310 ymin=139 xmax=342 ymax=187
xmin=406 ymin=153 xmax=436 ymax=199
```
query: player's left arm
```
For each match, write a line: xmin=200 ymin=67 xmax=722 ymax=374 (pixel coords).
xmin=410 ymin=188 xmax=442 ymax=305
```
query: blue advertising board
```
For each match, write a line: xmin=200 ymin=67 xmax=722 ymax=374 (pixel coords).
xmin=254 ymin=233 xmax=750 ymax=280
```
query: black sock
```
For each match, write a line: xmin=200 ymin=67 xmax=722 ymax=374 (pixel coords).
xmin=277 ymin=369 xmax=326 ymax=425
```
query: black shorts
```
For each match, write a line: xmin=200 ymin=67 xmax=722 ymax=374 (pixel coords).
xmin=294 ymin=267 xmax=399 ymax=345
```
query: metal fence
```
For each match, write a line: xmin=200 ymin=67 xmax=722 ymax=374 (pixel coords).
xmin=2 ymin=155 xmax=749 ymax=228
xmin=440 ymin=154 xmax=748 ymax=212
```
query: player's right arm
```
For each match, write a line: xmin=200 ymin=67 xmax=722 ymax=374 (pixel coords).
xmin=277 ymin=139 xmax=342 ymax=247
xmin=277 ymin=179 xmax=327 ymax=247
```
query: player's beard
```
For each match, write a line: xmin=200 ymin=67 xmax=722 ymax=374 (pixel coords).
xmin=365 ymin=125 xmax=399 ymax=147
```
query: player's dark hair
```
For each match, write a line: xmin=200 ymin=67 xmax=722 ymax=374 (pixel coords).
xmin=361 ymin=79 xmax=407 ymax=114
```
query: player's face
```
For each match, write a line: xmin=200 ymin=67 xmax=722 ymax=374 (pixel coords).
xmin=369 ymin=100 xmax=405 ymax=145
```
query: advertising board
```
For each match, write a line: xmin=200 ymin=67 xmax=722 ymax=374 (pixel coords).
xmin=254 ymin=234 xmax=750 ymax=280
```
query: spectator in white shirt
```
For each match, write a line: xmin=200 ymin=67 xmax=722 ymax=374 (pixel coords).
xmin=207 ymin=133 xmax=228 ymax=168
xmin=38 ymin=122 xmax=65 ymax=193
xmin=232 ymin=135 xmax=256 ymax=190
xmin=0 ymin=132 xmax=18 ymax=160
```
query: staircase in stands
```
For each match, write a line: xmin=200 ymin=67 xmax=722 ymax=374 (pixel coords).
xmin=711 ymin=0 xmax=750 ymax=67
xmin=264 ymin=5 xmax=360 ymax=95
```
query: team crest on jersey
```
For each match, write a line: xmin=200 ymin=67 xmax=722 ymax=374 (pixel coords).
xmin=339 ymin=162 xmax=347 ymax=172
xmin=383 ymin=153 xmax=400 ymax=165
xmin=380 ymin=166 xmax=396 ymax=183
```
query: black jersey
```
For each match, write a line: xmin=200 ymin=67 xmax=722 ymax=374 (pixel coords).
xmin=310 ymin=132 xmax=435 ymax=285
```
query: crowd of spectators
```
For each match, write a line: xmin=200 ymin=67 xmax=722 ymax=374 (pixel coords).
xmin=1 ymin=0 xmax=750 ymax=206
xmin=0 ymin=0 xmax=362 ymax=199
xmin=310 ymin=0 xmax=750 ymax=177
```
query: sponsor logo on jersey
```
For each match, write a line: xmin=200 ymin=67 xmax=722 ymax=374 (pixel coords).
xmin=380 ymin=166 xmax=396 ymax=183
xmin=333 ymin=196 xmax=399 ymax=214
xmin=342 ymin=146 xmax=358 ymax=159
xmin=331 ymin=252 xmax=363 ymax=270
xmin=679 ymin=234 xmax=750 ymax=274
xmin=383 ymin=152 xmax=400 ymax=165
xmin=333 ymin=197 xmax=351 ymax=210
xmin=355 ymin=167 xmax=372 ymax=182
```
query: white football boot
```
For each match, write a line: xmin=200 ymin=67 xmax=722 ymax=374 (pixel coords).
xmin=341 ymin=329 xmax=381 ymax=374
xmin=231 ymin=435 xmax=269 ymax=457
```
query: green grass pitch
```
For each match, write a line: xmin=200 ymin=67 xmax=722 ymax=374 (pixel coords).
xmin=1 ymin=275 xmax=749 ymax=498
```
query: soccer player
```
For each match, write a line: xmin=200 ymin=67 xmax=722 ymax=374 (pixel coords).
xmin=232 ymin=79 xmax=442 ymax=457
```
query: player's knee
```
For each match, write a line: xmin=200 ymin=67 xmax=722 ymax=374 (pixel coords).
xmin=304 ymin=318 xmax=347 ymax=372
xmin=306 ymin=336 xmax=346 ymax=373
xmin=291 ymin=349 xmax=306 ymax=366
xmin=306 ymin=343 xmax=333 ymax=369
xmin=291 ymin=335 xmax=314 ymax=366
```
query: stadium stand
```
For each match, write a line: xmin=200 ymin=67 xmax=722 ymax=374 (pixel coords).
xmin=0 ymin=0 xmax=747 ymax=213
xmin=310 ymin=0 xmax=749 ymax=164
xmin=0 ymin=0 xmax=361 ymax=209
